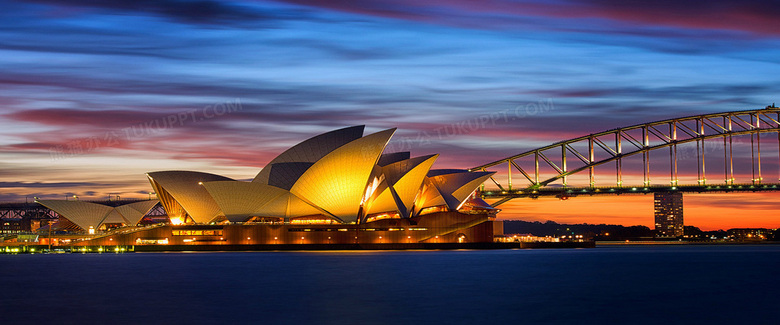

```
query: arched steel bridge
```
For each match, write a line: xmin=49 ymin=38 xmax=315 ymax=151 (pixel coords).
xmin=471 ymin=105 xmax=780 ymax=206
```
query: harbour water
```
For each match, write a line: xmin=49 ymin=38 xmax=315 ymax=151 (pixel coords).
xmin=1 ymin=245 xmax=779 ymax=324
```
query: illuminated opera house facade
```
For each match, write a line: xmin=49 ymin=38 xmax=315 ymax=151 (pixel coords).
xmin=38 ymin=126 xmax=502 ymax=247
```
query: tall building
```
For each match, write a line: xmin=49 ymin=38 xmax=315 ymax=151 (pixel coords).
xmin=654 ymin=192 xmax=683 ymax=237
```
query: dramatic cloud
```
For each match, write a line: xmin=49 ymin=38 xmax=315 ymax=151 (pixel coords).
xmin=1 ymin=0 xmax=779 ymax=229
xmin=281 ymin=0 xmax=780 ymax=36
xmin=0 ymin=181 xmax=117 ymax=188
xmin=21 ymin=0 xmax=280 ymax=25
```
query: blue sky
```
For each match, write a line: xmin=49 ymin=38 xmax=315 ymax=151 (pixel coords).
xmin=2 ymin=0 xmax=779 ymax=228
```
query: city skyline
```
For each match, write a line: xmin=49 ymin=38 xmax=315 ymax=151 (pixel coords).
xmin=2 ymin=0 xmax=779 ymax=230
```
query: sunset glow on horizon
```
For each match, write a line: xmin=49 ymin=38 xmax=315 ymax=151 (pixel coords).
xmin=1 ymin=0 xmax=779 ymax=230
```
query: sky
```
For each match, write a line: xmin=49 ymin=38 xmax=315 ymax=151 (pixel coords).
xmin=1 ymin=0 xmax=780 ymax=230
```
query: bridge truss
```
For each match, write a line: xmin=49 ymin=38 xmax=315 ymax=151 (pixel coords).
xmin=470 ymin=106 xmax=780 ymax=206
xmin=0 ymin=202 xmax=59 ymax=220
xmin=0 ymin=200 xmax=163 ymax=223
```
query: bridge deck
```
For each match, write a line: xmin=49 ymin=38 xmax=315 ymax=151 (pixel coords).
xmin=481 ymin=183 xmax=780 ymax=203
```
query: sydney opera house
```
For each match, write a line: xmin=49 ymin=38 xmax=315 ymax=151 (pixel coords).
xmin=36 ymin=126 xmax=502 ymax=248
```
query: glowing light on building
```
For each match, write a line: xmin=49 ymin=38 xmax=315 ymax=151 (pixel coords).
xmin=26 ymin=126 xmax=503 ymax=247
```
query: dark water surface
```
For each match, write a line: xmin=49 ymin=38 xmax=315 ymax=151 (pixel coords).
xmin=1 ymin=246 xmax=779 ymax=324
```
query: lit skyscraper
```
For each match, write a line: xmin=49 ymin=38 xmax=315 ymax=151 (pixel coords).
xmin=654 ymin=192 xmax=683 ymax=237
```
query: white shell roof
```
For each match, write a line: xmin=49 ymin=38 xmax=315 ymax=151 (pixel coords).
xmin=202 ymin=181 xmax=322 ymax=222
xmin=115 ymin=200 xmax=160 ymax=225
xmin=37 ymin=200 xmax=115 ymax=231
xmin=365 ymin=154 xmax=438 ymax=218
xmin=146 ymin=171 xmax=233 ymax=224
xmin=36 ymin=200 xmax=159 ymax=230
xmin=290 ymin=128 xmax=396 ymax=223
xmin=253 ymin=125 xmax=364 ymax=184
xmin=421 ymin=170 xmax=495 ymax=211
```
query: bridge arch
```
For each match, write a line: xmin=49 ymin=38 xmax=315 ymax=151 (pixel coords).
xmin=471 ymin=106 xmax=780 ymax=204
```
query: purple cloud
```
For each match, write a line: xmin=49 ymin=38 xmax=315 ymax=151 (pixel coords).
xmin=279 ymin=0 xmax=780 ymax=37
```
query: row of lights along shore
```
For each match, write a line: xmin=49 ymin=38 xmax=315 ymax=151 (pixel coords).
xmin=232 ymin=235 xmax=439 ymax=244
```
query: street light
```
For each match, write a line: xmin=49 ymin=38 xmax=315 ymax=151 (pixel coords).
xmin=47 ymin=218 xmax=53 ymax=252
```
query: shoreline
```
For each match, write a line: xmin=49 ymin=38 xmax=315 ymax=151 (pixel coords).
xmin=597 ymin=240 xmax=780 ymax=246
xmin=1 ymin=241 xmax=594 ymax=254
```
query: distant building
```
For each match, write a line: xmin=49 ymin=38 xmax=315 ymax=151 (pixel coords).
xmin=0 ymin=202 xmax=59 ymax=236
xmin=1 ymin=217 xmax=26 ymax=234
xmin=1 ymin=215 xmax=56 ymax=236
xmin=654 ymin=192 xmax=683 ymax=237
xmin=728 ymin=228 xmax=774 ymax=240
xmin=495 ymin=234 xmax=560 ymax=243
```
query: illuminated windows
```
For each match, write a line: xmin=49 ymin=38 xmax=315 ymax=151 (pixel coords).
xmin=172 ymin=230 xmax=223 ymax=236
xmin=136 ymin=238 xmax=169 ymax=244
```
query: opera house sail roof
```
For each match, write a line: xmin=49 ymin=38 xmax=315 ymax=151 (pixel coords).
xmin=287 ymin=128 xmax=396 ymax=222
xmin=144 ymin=125 xmax=495 ymax=225
xmin=363 ymin=154 xmax=439 ymax=219
xmin=202 ymin=181 xmax=320 ymax=222
xmin=34 ymin=125 xmax=495 ymax=233
xmin=252 ymin=125 xmax=365 ymax=185
xmin=37 ymin=200 xmax=159 ymax=231
xmin=146 ymin=171 xmax=233 ymax=224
